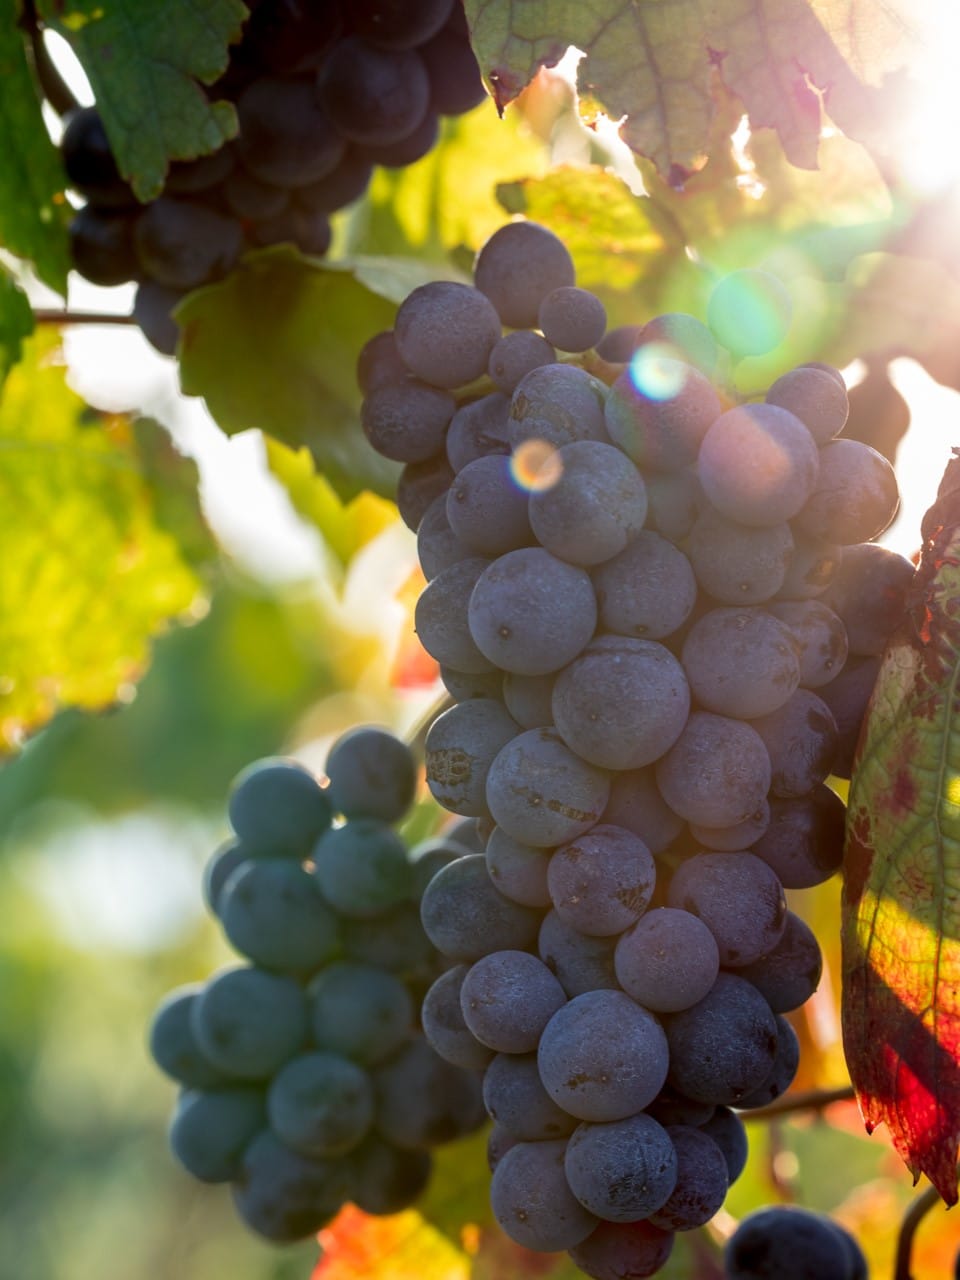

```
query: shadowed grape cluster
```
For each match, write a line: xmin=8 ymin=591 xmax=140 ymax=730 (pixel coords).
xmin=149 ymin=726 xmax=485 ymax=1243
xmin=358 ymin=221 xmax=906 ymax=1276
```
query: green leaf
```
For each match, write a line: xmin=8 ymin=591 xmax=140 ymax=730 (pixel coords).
xmin=0 ymin=331 xmax=212 ymax=755
xmin=0 ymin=272 xmax=34 ymax=387
xmin=0 ymin=4 xmax=71 ymax=292
xmin=842 ymin=454 xmax=960 ymax=1205
xmin=177 ymin=246 xmax=402 ymax=501
xmin=40 ymin=0 xmax=247 ymax=201
xmin=464 ymin=0 xmax=917 ymax=179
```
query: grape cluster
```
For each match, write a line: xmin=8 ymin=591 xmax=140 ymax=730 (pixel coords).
xmin=357 ymin=221 xmax=911 ymax=1275
xmin=60 ymin=0 xmax=484 ymax=353
xmin=149 ymin=727 xmax=486 ymax=1244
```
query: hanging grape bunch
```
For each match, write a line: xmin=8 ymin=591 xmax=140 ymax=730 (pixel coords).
xmin=357 ymin=220 xmax=913 ymax=1277
xmin=149 ymin=726 xmax=487 ymax=1244
xmin=60 ymin=0 xmax=484 ymax=354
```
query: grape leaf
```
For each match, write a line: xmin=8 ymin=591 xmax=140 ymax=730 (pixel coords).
xmin=39 ymin=0 xmax=247 ymax=201
xmin=0 ymin=332 xmax=212 ymax=754
xmin=464 ymin=0 xmax=918 ymax=180
xmin=842 ymin=453 xmax=960 ymax=1205
xmin=0 ymin=3 xmax=71 ymax=291
xmin=0 ymin=272 xmax=34 ymax=388
xmin=177 ymin=247 xmax=403 ymax=502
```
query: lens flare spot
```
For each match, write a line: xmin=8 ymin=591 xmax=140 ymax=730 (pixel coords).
xmin=629 ymin=343 xmax=689 ymax=402
xmin=511 ymin=439 xmax=563 ymax=493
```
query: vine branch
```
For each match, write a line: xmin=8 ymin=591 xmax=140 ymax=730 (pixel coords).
xmin=33 ymin=309 xmax=136 ymax=327
xmin=741 ymin=1085 xmax=856 ymax=1121
xmin=893 ymin=1183 xmax=942 ymax=1280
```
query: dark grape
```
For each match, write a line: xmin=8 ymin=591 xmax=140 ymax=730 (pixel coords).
xmin=474 ymin=222 xmax=576 ymax=328
xmin=325 ymin=726 xmax=417 ymax=823
xmin=394 ymin=280 xmax=502 ymax=388
xmin=317 ymin=38 xmax=431 ymax=147
xmin=538 ymin=285 xmax=607 ymax=352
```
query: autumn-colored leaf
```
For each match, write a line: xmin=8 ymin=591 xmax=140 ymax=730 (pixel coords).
xmin=842 ymin=452 xmax=960 ymax=1204
xmin=464 ymin=0 xmax=921 ymax=181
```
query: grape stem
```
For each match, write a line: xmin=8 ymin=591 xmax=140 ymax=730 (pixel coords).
xmin=741 ymin=1084 xmax=856 ymax=1120
xmin=20 ymin=0 xmax=79 ymax=117
xmin=34 ymin=309 xmax=137 ymax=326
xmin=893 ymin=1183 xmax=942 ymax=1280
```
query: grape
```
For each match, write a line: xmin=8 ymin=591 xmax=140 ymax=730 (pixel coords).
xmin=460 ymin=950 xmax=566 ymax=1052
xmin=823 ymin=542 xmax=914 ymax=655
xmin=641 ymin=313 xmax=720 ymax=376
xmin=342 ymin=904 xmax=437 ymax=980
xmin=564 ymin=1113 xmax=677 ymax=1222
xmin=707 ymin=269 xmax=792 ymax=358
xmin=665 ymin=973 xmax=778 ymax=1105
xmin=400 ymin=454 xmax=459 ymax=530
xmin=528 ymin=441 xmax=648 ymax=567
xmin=690 ymin=801 xmax=770 ymax=851
xmin=667 ymin=852 xmax=786 ymax=967
xmin=408 ymin=834 xmax=467 ymax=899
xmin=356 ymin=330 xmax=409 ymax=395
xmin=202 ymin=840 xmax=250 ymax=917
xmin=421 ymin=964 xmax=495 ymax=1069
xmin=750 ymin=689 xmax=838 ymax=797
xmin=474 ymin=222 xmax=576 ymax=328
xmin=348 ymin=1136 xmax=432 ymax=1215
xmin=680 ymin=607 xmax=801 ymax=719
xmin=776 ymin=537 xmax=840 ymax=600
xmin=817 ymin=654 xmax=881 ymax=778
xmin=351 ymin=0 xmax=454 ymax=49
xmin=485 ymin=728 xmax=610 ymax=847
xmin=133 ymin=282 xmax=183 ymax=356
xmin=308 ymin=963 xmax=413 ymax=1065
xmin=751 ymin=785 xmax=846 ymax=888
xmin=699 ymin=1106 xmax=748 ymax=1182
xmin=134 ymin=198 xmax=244 ymax=290
xmin=593 ymin=530 xmax=697 ymax=641
xmin=417 ymin=495 xmax=468 ymax=579
xmin=538 ymin=286 xmax=607 ymax=352
xmin=190 ymin=966 xmax=307 ymax=1079
xmin=149 ymin=987 xmax=230 ymax=1088
xmin=468 ymin=548 xmax=597 ymax=675
xmin=394 ymin=281 xmax=502 ymax=389
xmin=360 ymin=379 xmax=455 ymax=462
xmin=296 ymin=149 xmax=374 ymax=213
xmin=61 ymin=107 xmax=134 ymax=207
xmin=415 ymin=556 xmax=494 ymax=672
xmin=724 ymin=1206 xmax=863 ymax=1279
xmin=736 ymin=910 xmax=823 ymax=1012
xmin=601 ymin=768 xmax=685 ymax=855
xmin=439 ymin=665 xmax=503 ymax=702
xmin=169 ymin=1087 xmax=266 ymax=1183
xmin=569 ymin=1220 xmax=675 ymax=1280
xmin=547 ymin=824 xmax=656 ymax=936
xmin=219 ymin=859 xmax=340 ymax=972
xmin=537 ymin=990 xmax=670 ymax=1121
xmin=614 ymin=908 xmax=720 ymax=1013
xmin=444 ymin=393 xmax=510 ymax=472
xmin=425 ymin=697 xmax=518 ymax=816
xmin=488 ymin=330 xmax=556 ymax=393
xmin=317 ymin=38 xmax=430 ymax=146
xmin=418 ymin=18 xmax=487 ymax=114
xmin=222 ymin=166 xmax=289 ymax=219
xmin=508 ymin=363 xmax=609 ymax=450
xmin=373 ymin=1038 xmax=486 ymax=1148
xmin=363 ymin=107 xmax=441 ymax=165
xmin=312 ymin=819 xmax=413 ymax=917
xmin=697 ymin=403 xmax=819 ymax=526
xmin=485 ymin=826 xmax=552 ymax=907
xmin=552 ymin=636 xmax=690 ymax=770
xmin=446 ymin=454 xmax=533 ymax=555
xmin=444 ymin=815 xmax=487 ymax=853
xmin=605 ymin=361 xmax=722 ymax=471
xmin=501 ymin=671 xmax=555 ymax=730
xmin=227 ymin=757 xmax=332 ymax=856
xmin=69 ymin=207 xmax=139 ymax=286
xmin=646 ymin=1087 xmax=715 ymax=1128
xmin=768 ymin=599 xmax=848 ymax=688
xmin=235 ymin=0 xmax=343 ymax=74
xmin=539 ymin=910 xmax=619 ymax=996
xmin=487 ymin=1123 xmax=519 ymax=1171
xmin=645 ymin=467 xmax=704 ymax=542
xmin=596 ymin=325 xmax=646 ymax=363
xmin=232 ymin=1129 xmax=351 ymax=1242
xmin=420 ymin=853 xmax=541 ymax=960
xmin=491 ymin=1139 xmax=599 ymax=1251
xmin=482 ymin=1052 xmax=577 ymax=1139
xmin=655 ymin=712 xmax=771 ymax=829
xmin=793 ymin=439 xmax=900 ymax=544
xmin=647 ymin=1125 xmax=729 ymax=1230
xmin=249 ymin=203 xmax=333 ymax=255
xmin=737 ymin=1013 xmax=800 ymax=1108
xmin=766 ymin=365 xmax=849 ymax=443
xmin=687 ymin=509 xmax=794 ymax=604
xmin=267 ymin=1050 xmax=374 ymax=1156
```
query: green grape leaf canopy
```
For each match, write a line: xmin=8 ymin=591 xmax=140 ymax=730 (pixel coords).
xmin=0 ymin=273 xmax=34 ymax=389
xmin=38 ymin=0 xmax=247 ymax=201
xmin=842 ymin=454 xmax=960 ymax=1205
xmin=0 ymin=332 xmax=213 ymax=755
xmin=465 ymin=0 xmax=920 ymax=181
xmin=0 ymin=0 xmax=71 ymax=292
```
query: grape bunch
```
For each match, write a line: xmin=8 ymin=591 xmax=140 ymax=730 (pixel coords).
xmin=60 ymin=0 xmax=485 ymax=354
xmin=357 ymin=221 xmax=913 ymax=1275
xmin=149 ymin=726 xmax=486 ymax=1244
